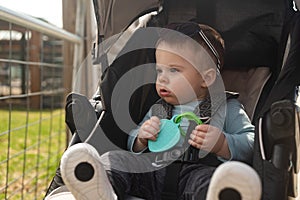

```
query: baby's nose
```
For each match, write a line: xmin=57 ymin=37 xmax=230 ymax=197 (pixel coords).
xmin=158 ymin=73 xmax=169 ymax=83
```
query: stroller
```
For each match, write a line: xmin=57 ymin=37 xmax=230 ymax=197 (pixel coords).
xmin=45 ymin=0 xmax=300 ymax=199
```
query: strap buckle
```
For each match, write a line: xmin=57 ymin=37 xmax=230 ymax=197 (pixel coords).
xmin=152 ymin=148 xmax=184 ymax=167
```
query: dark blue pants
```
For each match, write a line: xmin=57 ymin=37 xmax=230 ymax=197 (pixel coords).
xmin=100 ymin=151 xmax=216 ymax=200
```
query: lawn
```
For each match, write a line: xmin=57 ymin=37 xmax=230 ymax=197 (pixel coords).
xmin=0 ymin=109 xmax=66 ymax=200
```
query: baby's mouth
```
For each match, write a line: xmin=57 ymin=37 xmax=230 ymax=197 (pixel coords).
xmin=159 ymin=88 xmax=171 ymax=97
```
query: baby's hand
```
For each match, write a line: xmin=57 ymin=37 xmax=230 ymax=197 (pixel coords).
xmin=188 ymin=124 xmax=225 ymax=154
xmin=137 ymin=116 xmax=160 ymax=147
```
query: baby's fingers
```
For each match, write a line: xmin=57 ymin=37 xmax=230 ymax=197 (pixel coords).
xmin=195 ymin=124 xmax=210 ymax=132
xmin=142 ymin=124 xmax=159 ymax=137
xmin=144 ymin=116 xmax=160 ymax=133
xmin=150 ymin=116 xmax=160 ymax=127
xmin=141 ymin=131 xmax=158 ymax=141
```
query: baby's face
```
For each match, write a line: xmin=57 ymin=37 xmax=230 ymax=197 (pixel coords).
xmin=155 ymin=48 xmax=208 ymax=105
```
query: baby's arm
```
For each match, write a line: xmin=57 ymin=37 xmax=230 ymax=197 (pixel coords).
xmin=133 ymin=116 xmax=160 ymax=152
xmin=189 ymin=124 xmax=230 ymax=159
xmin=188 ymin=99 xmax=255 ymax=162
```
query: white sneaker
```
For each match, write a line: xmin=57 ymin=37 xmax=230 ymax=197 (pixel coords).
xmin=60 ymin=143 xmax=117 ymax=200
xmin=206 ymin=161 xmax=262 ymax=200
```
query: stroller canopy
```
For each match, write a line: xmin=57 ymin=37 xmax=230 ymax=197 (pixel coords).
xmin=94 ymin=0 xmax=289 ymax=70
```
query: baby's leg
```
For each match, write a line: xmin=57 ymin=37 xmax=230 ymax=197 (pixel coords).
xmin=178 ymin=163 xmax=216 ymax=200
xmin=100 ymin=151 xmax=166 ymax=200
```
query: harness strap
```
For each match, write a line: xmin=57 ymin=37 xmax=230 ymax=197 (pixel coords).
xmin=154 ymin=147 xmax=222 ymax=166
xmin=162 ymin=162 xmax=182 ymax=199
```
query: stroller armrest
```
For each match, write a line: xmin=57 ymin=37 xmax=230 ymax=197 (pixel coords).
xmin=65 ymin=92 xmax=104 ymax=136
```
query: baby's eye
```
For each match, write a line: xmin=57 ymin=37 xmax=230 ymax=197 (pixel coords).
xmin=156 ymin=68 xmax=162 ymax=74
xmin=170 ymin=68 xmax=179 ymax=73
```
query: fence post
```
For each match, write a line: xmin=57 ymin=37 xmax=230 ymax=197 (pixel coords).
xmin=29 ymin=30 xmax=41 ymax=109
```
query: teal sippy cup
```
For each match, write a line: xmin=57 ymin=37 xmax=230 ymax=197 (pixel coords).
xmin=148 ymin=112 xmax=203 ymax=152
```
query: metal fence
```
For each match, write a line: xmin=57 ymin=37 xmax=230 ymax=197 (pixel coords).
xmin=0 ymin=5 xmax=83 ymax=200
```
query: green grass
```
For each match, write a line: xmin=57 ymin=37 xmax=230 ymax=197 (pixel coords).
xmin=0 ymin=109 xmax=66 ymax=200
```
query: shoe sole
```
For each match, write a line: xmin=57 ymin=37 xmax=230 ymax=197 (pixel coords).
xmin=60 ymin=143 xmax=116 ymax=200
xmin=206 ymin=161 xmax=262 ymax=200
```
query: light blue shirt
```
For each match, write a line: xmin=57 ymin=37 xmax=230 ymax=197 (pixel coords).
xmin=127 ymin=98 xmax=254 ymax=163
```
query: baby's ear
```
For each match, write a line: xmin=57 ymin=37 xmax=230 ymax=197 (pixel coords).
xmin=202 ymin=68 xmax=216 ymax=87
